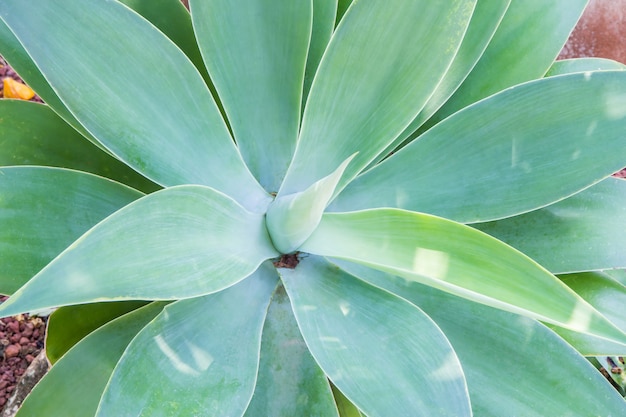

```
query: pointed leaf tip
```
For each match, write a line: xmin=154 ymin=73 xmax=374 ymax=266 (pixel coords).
xmin=266 ymin=154 xmax=356 ymax=253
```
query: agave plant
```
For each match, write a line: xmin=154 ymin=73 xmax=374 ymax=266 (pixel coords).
xmin=1 ymin=0 xmax=626 ymax=415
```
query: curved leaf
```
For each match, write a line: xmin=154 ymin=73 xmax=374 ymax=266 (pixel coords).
xmin=244 ymin=284 xmax=338 ymax=417
xmin=0 ymin=0 xmax=270 ymax=211
xmin=332 ymin=72 xmax=626 ymax=223
xmin=334 ymin=260 xmax=626 ymax=416
xmin=266 ymin=155 xmax=354 ymax=253
xmin=547 ymin=271 xmax=626 ymax=355
xmin=427 ymin=0 xmax=588 ymax=125
xmin=279 ymin=0 xmax=477 ymax=195
xmin=303 ymin=0 xmax=337 ymax=107
xmin=280 ymin=256 xmax=471 ymax=417
xmin=119 ymin=0 xmax=212 ymax=84
xmin=0 ymin=185 xmax=278 ymax=317
xmin=377 ymin=0 xmax=511 ymax=160
xmin=546 ymin=57 xmax=626 ymax=77
xmin=301 ymin=209 xmax=626 ymax=344
xmin=0 ymin=100 xmax=159 ymax=193
xmin=191 ymin=0 xmax=312 ymax=192
xmin=97 ymin=266 xmax=278 ymax=417
xmin=474 ymin=177 xmax=626 ymax=273
xmin=0 ymin=166 xmax=142 ymax=295
xmin=0 ymin=18 xmax=104 ymax=151
xmin=16 ymin=302 xmax=166 ymax=417
xmin=46 ymin=301 xmax=148 ymax=364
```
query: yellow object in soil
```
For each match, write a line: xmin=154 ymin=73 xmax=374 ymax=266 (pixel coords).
xmin=2 ymin=77 xmax=35 ymax=100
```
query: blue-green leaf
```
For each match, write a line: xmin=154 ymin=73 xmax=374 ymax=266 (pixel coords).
xmin=279 ymin=0 xmax=476 ymax=195
xmin=474 ymin=177 xmax=626 ymax=273
xmin=334 ymin=260 xmax=626 ymax=417
xmin=0 ymin=0 xmax=269 ymax=211
xmin=0 ymin=167 xmax=142 ymax=294
xmin=280 ymin=256 xmax=471 ymax=417
xmin=428 ymin=0 xmax=588 ymax=124
xmin=301 ymin=209 xmax=626 ymax=344
xmin=244 ymin=283 xmax=338 ymax=417
xmin=97 ymin=266 xmax=278 ymax=417
xmin=16 ymin=302 xmax=166 ymax=417
xmin=546 ymin=57 xmax=626 ymax=77
xmin=191 ymin=0 xmax=312 ymax=192
xmin=333 ymin=72 xmax=626 ymax=223
xmin=0 ymin=185 xmax=278 ymax=316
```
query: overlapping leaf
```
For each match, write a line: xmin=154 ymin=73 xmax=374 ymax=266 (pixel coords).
xmin=279 ymin=0 xmax=477 ymax=195
xmin=301 ymin=209 xmax=626 ymax=344
xmin=0 ymin=185 xmax=278 ymax=316
xmin=280 ymin=256 xmax=471 ymax=417
xmin=0 ymin=167 xmax=142 ymax=294
xmin=16 ymin=303 xmax=166 ymax=417
xmin=96 ymin=266 xmax=277 ymax=416
xmin=0 ymin=0 xmax=270 ymax=211
xmin=244 ymin=284 xmax=338 ymax=416
xmin=332 ymin=72 xmax=626 ymax=223
xmin=474 ymin=177 xmax=626 ymax=273
xmin=333 ymin=260 xmax=626 ymax=416
xmin=191 ymin=0 xmax=312 ymax=192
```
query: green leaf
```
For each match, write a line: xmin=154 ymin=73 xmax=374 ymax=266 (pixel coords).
xmin=377 ymin=0 xmax=511 ymax=159
xmin=546 ymin=271 xmax=626 ymax=355
xmin=606 ymin=269 xmax=626 ymax=286
xmin=427 ymin=0 xmax=588 ymax=125
xmin=279 ymin=0 xmax=477 ymax=195
xmin=335 ymin=0 xmax=351 ymax=26
xmin=0 ymin=100 xmax=159 ymax=193
xmin=546 ymin=57 xmax=626 ymax=77
xmin=280 ymin=256 xmax=471 ymax=417
xmin=16 ymin=302 xmax=166 ymax=417
xmin=331 ymin=383 xmax=365 ymax=417
xmin=0 ymin=166 xmax=142 ymax=295
xmin=0 ymin=18 xmax=105 ymax=152
xmin=118 ymin=0 xmax=212 ymax=84
xmin=334 ymin=260 xmax=626 ymax=416
xmin=244 ymin=284 xmax=338 ymax=417
xmin=0 ymin=185 xmax=278 ymax=316
xmin=301 ymin=209 xmax=626 ymax=344
xmin=267 ymin=155 xmax=355 ymax=253
xmin=332 ymin=72 xmax=626 ymax=223
xmin=474 ymin=177 xmax=626 ymax=273
xmin=303 ymin=0 xmax=337 ymax=107
xmin=97 ymin=266 xmax=278 ymax=417
xmin=0 ymin=0 xmax=270 ymax=211
xmin=191 ymin=0 xmax=312 ymax=192
xmin=46 ymin=301 xmax=148 ymax=364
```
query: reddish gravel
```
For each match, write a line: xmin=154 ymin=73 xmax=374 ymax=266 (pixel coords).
xmin=0 ymin=297 xmax=46 ymax=412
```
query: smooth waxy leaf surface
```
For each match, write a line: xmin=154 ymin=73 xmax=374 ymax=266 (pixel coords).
xmin=332 ymin=384 xmax=365 ymax=417
xmin=301 ymin=209 xmax=626 ymax=344
xmin=474 ymin=177 xmax=626 ymax=273
xmin=0 ymin=167 xmax=142 ymax=294
xmin=333 ymin=72 xmax=626 ymax=223
xmin=266 ymin=155 xmax=354 ymax=253
xmin=0 ymin=100 xmax=159 ymax=193
xmin=546 ymin=57 xmax=626 ymax=77
xmin=16 ymin=303 xmax=166 ymax=417
xmin=279 ymin=0 xmax=476 ymax=194
xmin=46 ymin=301 xmax=148 ymax=364
xmin=191 ymin=0 xmax=311 ymax=192
xmin=97 ymin=267 xmax=277 ymax=417
xmin=0 ymin=19 xmax=102 ymax=149
xmin=244 ymin=284 xmax=338 ymax=417
xmin=547 ymin=271 xmax=626 ymax=355
xmin=0 ymin=0 xmax=270 ymax=211
xmin=280 ymin=256 xmax=471 ymax=417
xmin=303 ymin=0 xmax=337 ymax=106
xmin=334 ymin=260 xmax=626 ymax=416
xmin=381 ymin=0 xmax=511 ymax=156
xmin=0 ymin=185 xmax=278 ymax=316
xmin=429 ymin=0 xmax=587 ymax=124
